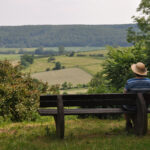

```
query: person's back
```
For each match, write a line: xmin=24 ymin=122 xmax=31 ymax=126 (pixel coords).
xmin=123 ymin=62 xmax=150 ymax=131
xmin=125 ymin=77 xmax=150 ymax=93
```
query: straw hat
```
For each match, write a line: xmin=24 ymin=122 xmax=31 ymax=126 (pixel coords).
xmin=131 ymin=62 xmax=147 ymax=76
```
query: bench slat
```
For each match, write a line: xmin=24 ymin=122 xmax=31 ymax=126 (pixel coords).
xmin=38 ymin=108 xmax=134 ymax=115
xmin=40 ymin=93 xmax=150 ymax=107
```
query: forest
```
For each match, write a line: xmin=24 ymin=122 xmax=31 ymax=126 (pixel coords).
xmin=0 ymin=24 xmax=137 ymax=48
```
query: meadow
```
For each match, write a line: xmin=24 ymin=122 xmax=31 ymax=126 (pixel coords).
xmin=23 ymin=49 xmax=106 ymax=75
xmin=1 ymin=116 xmax=150 ymax=150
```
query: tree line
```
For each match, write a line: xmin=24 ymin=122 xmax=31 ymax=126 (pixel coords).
xmin=0 ymin=24 xmax=137 ymax=48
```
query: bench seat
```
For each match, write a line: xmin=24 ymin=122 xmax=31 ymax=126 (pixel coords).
xmin=38 ymin=108 xmax=132 ymax=115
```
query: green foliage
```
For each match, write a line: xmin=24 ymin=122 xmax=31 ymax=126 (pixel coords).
xmin=88 ymin=72 xmax=117 ymax=94
xmin=0 ymin=61 xmax=48 ymax=121
xmin=61 ymin=82 xmax=73 ymax=90
xmin=34 ymin=47 xmax=44 ymax=54
xmin=127 ymin=0 xmax=150 ymax=69
xmin=49 ymin=84 xmax=60 ymax=94
xmin=53 ymin=61 xmax=65 ymax=70
xmin=68 ymin=51 xmax=75 ymax=57
xmin=45 ymin=67 xmax=50 ymax=71
xmin=20 ymin=54 xmax=34 ymax=67
xmin=104 ymin=46 xmax=146 ymax=90
xmin=61 ymin=82 xmax=68 ymax=90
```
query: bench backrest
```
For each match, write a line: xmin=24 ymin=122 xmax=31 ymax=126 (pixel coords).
xmin=40 ymin=93 xmax=150 ymax=107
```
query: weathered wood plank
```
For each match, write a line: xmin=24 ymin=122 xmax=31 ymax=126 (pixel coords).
xmin=38 ymin=108 xmax=134 ymax=115
xmin=40 ymin=93 xmax=138 ymax=107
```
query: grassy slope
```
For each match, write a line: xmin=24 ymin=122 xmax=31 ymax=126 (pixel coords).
xmin=0 ymin=116 xmax=150 ymax=150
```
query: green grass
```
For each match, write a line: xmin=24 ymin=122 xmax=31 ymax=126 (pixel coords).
xmin=23 ymin=54 xmax=105 ymax=75
xmin=0 ymin=54 xmax=21 ymax=61
xmin=1 ymin=116 xmax=150 ymax=150
xmin=0 ymin=47 xmax=105 ymax=53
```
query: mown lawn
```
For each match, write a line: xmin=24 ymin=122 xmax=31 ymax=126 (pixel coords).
xmin=0 ymin=116 xmax=150 ymax=150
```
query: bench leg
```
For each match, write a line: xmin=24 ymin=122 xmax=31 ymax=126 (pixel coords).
xmin=135 ymin=93 xmax=147 ymax=136
xmin=53 ymin=114 xmax=64 ymax=139
xmin=53 ymin=95 xmax=65 ymax=139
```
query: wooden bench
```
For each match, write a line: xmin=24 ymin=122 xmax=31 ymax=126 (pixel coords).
xmin=38 ymin=93 xmax=150 ymax=139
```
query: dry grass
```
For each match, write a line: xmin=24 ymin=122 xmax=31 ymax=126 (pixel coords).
xmin=32 ymin=68 xmax=92 ymax=86
xmin=60 ymin=88 xmax=88 ymax=94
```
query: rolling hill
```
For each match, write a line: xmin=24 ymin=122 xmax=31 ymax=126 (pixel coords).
xmin=0 ymin=24 xmax=137 ymax=48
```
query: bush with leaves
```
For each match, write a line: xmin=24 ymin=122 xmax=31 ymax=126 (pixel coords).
xmin=88 ymin=72 xmax=117 ymax=94
xmin=104 ymin=46 xmax=146 ymax=90
xmin=0 ymin=61 xmax=48 ymax=122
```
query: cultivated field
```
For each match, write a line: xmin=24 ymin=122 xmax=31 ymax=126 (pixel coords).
xmin=32 ymin=68 xmax=92 ymax=85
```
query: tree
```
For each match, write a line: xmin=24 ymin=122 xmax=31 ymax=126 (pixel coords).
xmin=53 ymin=62 xmax=61 ymax=70
xmin=58 ymin=46 xmax=65 ymax=55
xmin=20 ymin=54 xmax=34 ymax=67
xmin=35 ymin=47 xmax=44 ymax=55
xmin=127 ymin=0 xmax=150 ymax=68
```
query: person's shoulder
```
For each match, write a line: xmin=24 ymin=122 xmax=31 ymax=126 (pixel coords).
xmin=144 ymin=78 xmax=150 ymax=82
xmin=127 ymin=78 xmax=136 ymax=83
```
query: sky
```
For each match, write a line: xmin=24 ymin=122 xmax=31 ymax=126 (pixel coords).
xmin=0 ymin=0 xmax=141 ymax=26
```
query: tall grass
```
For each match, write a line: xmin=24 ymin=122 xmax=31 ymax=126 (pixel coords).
xmin=0 ymin=116 xmax=150 ymax=150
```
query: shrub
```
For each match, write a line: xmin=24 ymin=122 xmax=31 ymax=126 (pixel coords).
xmin=53 ymin=62 xmax=62 ymax=70
xmin=0 ymin=60 xmax=48 ymax=122
xmin=47 ymin=56 xmax=55 ymax=62
xmin=46 ymin=68 xmax=50 ymax=71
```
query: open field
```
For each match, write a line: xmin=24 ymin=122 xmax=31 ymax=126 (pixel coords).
xmin=0 ymin=49 xmax=106 ymax=76
xmin=32 ymin=68 xmax=92 ymax=86
xmin=0 ymin=47 xmax=105 ymax=53
xmin=1 ymin=116 xmax=150 ymax=150
xmin=77 ymin=49 xmax=107 ymax=56
xmin=23 ymin=53 xmax=105 ymax=75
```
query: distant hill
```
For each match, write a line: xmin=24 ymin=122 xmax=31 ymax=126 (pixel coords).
xmin=0 ymin=24 xmax=137 ymax=48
